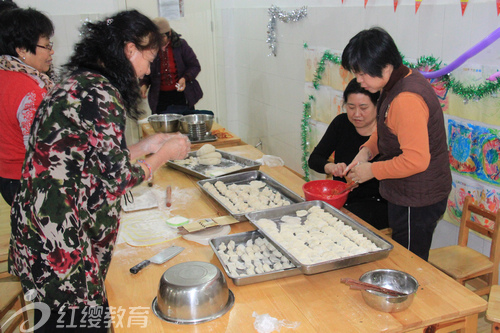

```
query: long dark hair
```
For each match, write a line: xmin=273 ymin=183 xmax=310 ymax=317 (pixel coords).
xmin=0 ymin=7 xmax=54 ymax=56
xmin=64 ymin=10 xmax=161 ymax=120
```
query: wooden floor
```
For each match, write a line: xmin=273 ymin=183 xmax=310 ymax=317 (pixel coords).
xmin=0 ymin=195 xmax=494 ymax=332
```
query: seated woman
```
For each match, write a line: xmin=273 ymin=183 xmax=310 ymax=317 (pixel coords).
xmin=308 ymin=78 xmax=388 ymax=230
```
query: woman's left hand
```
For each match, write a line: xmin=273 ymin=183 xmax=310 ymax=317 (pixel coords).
xmin=138 ymin=133 xmax=174 ymax=155
xmin=347 ymin=162 xmax=374 ymax=184
xmin=176 ymin=78 xmax=186 ymax=92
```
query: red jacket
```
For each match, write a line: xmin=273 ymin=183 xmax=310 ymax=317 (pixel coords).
xmin=0 ymin=70 xmax=47 ymax=179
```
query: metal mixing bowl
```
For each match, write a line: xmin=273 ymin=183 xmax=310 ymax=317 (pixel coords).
xmin=152 ymin=261 xmax=234 ymax=324
xmin=179 ymin=114 xmax=214 ymax=135
xmin=148 ymin=114 xmax=183 ymax=133
xmin=359 ymin=269 xmax=419 ymax=313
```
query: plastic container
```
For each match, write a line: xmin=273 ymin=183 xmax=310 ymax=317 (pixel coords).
xmin=302 ymin=180 xmax=349 ymax=209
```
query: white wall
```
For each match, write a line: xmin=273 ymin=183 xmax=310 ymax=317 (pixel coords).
xmin=211 ymin=0 xmax=500 ymax=174
xmin=16 ymin=0 xmax=500 ymax=262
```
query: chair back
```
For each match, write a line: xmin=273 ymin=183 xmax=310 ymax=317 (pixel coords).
xmin=458 ymin=196 xmax=500 ymax=268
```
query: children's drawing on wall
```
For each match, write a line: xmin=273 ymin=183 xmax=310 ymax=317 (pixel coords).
xmin=446 ymin=173 xmax=500 ymax=228
xmin=448 ymin=117 xmax=500 ymax=186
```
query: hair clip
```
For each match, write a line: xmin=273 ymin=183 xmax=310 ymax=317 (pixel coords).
xmin=107 ymin=18 xmax=113 ymax=25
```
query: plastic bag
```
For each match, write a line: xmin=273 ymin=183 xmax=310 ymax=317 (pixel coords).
xmin=256 ymin=155 xmax=285 ymax=167
xmin=252 ymin=312 xmax=300 ymax=333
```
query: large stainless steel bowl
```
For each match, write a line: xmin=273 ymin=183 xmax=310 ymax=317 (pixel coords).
xmin=148 ymin=114 xmax=183 ymax=133
xmin=359 ymin=269 xmax=418 ymax=313
xmin=152 ymin=261 xmax=234 ymax=324
xmin=179 ymin=114 xmax=214 ymax=135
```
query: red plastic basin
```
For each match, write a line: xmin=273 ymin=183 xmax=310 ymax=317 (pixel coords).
xmin=302 ymin=179 xmax=349 ymax=209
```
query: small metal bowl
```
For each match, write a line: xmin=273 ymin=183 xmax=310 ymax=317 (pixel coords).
xmin=359 ymin=269 xmax=419 ymax=313
xmin=148 ymin=114 xmax=183 ymax=133
xmin=180 ymin=114 xmax=214 ymax=135
xmin=152 ymin=261 xmax=234 ymax=324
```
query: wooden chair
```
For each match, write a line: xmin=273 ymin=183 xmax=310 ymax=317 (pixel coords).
xmin=0 ymin=253 xmax=29 ymax=333
xmin=487 ymin=285 xmax=500 ymax=332
xmin=428 ymin=196 xmax=500 ymax=296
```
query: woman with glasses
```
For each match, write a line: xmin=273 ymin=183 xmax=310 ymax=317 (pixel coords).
xmin=8 ymin=10 xmax=190 ymax=331
xmin=0 ymin=7 xmax=54 ymax=205
xmin=140 ymin=16 xmax=203 ymax=114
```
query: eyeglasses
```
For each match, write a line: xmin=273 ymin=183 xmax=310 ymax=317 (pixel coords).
xmin=36 ymin=42 xmax=53 ymax=51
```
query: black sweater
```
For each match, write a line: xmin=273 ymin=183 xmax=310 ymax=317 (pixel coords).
xmin=308 ymin=113 xmax=382 ymax=203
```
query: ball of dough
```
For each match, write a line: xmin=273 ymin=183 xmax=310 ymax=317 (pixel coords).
xmin=196 ymin=144 xmax=216 ymax=157
xmin=199 ymin=157 xmax=222 ymax=165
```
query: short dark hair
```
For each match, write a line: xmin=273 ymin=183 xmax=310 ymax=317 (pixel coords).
xmin=343 ymin=78 xmax=380 ymax=106
xmin=64 ymin=10 xmax=162 ymax=120
xmin=341 ymin=27 xmax=402 ymax=78
xmin=0 ymin=7 xmax=54 ymax=57
xmin=0 ymin=0 xmax=18 ymax=14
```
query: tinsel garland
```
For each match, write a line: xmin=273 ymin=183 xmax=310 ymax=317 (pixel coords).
xmin=267 ymin=5 xmax=308 ymax=56
xmin=301 ymin=97 xmax=314 ymax=181
xmin=301 ymin=50 xmax=500 ymax=180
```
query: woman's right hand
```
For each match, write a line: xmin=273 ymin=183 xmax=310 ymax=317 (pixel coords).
xmin=154 ymin=134 xmax=191 ymax=162
xmin=324 ymin=163 xmax=347 ymax=177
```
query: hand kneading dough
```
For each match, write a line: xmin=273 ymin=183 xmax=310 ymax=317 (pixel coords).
xmin=196 ymin=144 xmax=216 ymax=157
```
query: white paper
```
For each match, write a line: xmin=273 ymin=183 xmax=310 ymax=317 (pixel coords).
xmin=158 ymin=0 xmax=184 ymax=20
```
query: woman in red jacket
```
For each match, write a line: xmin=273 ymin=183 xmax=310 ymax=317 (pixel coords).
xmin=0 ymin=7 xmax=55 ymax=205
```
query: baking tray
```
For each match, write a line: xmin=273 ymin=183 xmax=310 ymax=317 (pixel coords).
xmin=167 ymin=149 xmax=261 ymax=179
xmin=210 ymin=230 xmax=301 ymax=285
xmin=198 ymin=171 xmax=304 ymax=221
xmin=246 ymin=200 xmax=393 ymax=275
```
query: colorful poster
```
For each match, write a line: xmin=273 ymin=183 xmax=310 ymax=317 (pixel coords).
xmin=446 ymin=173 xmax=500 ymax=228
xmin=447 ymin=117 xmax=500 ymax=186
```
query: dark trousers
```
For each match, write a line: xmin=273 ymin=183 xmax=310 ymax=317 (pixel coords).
xmin=34 ymin=303 xmax=110 ymax=333
xmin=388 ymin=198 xmax=448 ymax=261
xmin=156 ymin=90 xmax=189 ymax=114
xmin=344 ymin=197 xmax=389 ymax=230
xmin=0 ymin=176 xmax=20 ymax=206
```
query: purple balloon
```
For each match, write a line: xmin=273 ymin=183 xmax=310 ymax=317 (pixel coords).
xmin=420 ymin=27 xmax=500 ymax=79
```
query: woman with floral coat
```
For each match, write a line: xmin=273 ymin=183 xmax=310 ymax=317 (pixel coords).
xmin=8 ymin=10 xmax=191 ymax=332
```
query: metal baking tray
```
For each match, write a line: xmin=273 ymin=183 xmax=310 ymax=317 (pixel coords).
xmin=246 ymin=200 xmax=393 ymax=275
xmin=167 ymin=149 xmax=261 ymax=179
xmin=198 ymin=171 xmax=304 ymax=221
xmin=210 ymin=230 xmax=301 ymax=285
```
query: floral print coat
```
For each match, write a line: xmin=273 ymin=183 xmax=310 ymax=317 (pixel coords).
xmin=9 ymin=69 xmax=145 ymax=309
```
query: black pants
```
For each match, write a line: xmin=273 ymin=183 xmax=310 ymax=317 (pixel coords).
xmin=344 ymin=197 xmax=389 ymax=230
xmin=34 ymin=303 xmax=110 ymax=333
xmin=157 ymin=90 xmax=189 ymax=114
xmin=388 ymin=198 xmax=448 ymax=261
xmin=0 ymin=176 xmax=20 ymax=206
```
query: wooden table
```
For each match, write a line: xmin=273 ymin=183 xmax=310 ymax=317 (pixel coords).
xmin=106 ymin=145 xmax=487 ymax=332
xmin=189 ymin=123 xmax=243 ymax=151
